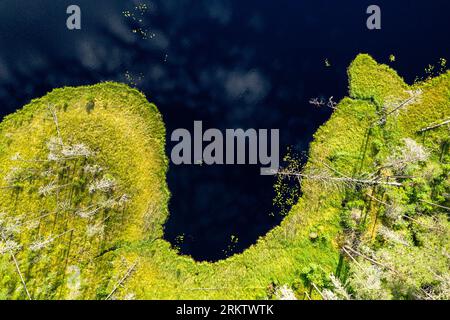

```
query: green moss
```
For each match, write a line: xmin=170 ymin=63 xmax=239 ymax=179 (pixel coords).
xmin=0 ymin=55 xmax=448 ymax=300
xmin=0 ymin=82 xmax=169 ymax=299
xmin=348 ymin=53 xmax=409 ymax=107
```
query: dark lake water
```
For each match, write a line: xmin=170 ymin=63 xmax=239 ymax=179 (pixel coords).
xmin=0 ymin=0 xmax=449 ymax=261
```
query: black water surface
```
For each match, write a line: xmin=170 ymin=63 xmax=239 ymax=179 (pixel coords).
xmin=0 ymin=0 xmax=448 ymax=261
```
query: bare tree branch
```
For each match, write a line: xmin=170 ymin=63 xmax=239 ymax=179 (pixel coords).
xmin=277 ymin=170 xmax=402 ymax=187
xmin=418 ymin=119 xmax=450 ymax=133
xmin=419 ymin=199 xmax=450 ymax=212
xmin=1 ymin=234 xmax=32 ymax=300
xmin=105 ymin=259 xmax=139 ymax=300
xmin=47 ymin=104 xmax=61 ymax=140
xmin=372 ymin=90 xmax=422 ymax=127
xmin=344 ymin=246 xmax=399 ymax=275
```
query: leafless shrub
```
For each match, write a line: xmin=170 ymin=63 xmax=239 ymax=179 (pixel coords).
xmin=385 ymin=138 xmax=429 ymax=172
xmin=427 ymin=273 xmax=450 ymax=300
xmin=29 ymin=238 xmax=49 ymax=251
xmin=322 ymin=289 xmax=338 ymax=300
xmin=0 ymin=216 xmax=22 ymax=237
xmin=349 ymin=262 xmax=389 ymax=300
xmin=61 ymin=143 xmax=92 ymax=158
xmin=384 ymin=202 xmax=404 ymax=222
xmin=309 ymin=96 xmax=338 ymax=110
xmin=47 ymin=136 xmax=93 ymax=161
xmin=89 ymin=177 xmax=116 ymax=194
xmin=83 ymin=164 xmax=103 ymax=175
xmin=309 ymin=97 xmax=324 ymax=108
xmin=275 ymin=285 xmax=297 ymax=300
xmin=40 ymin=169 xmax=55 ymax=178
xmin=322 ymin=274 xmax=351 ymax=300
xmin=378 ymin=226 xmax=409 ymax=246
xmin=86 ymin=223 xmax=105 ymax=238
xmin=47 ymin=137 xmax=64 ymax=161
xmin=25 ymin=220 xmax=39 ymax=231
xmin=4 ymin=167 xmax=22 ymax=185
xmin=58 ymin=200 xmax=72 ymax=211
xmin=123 ymin=292 xmax=136 ymax=300
xmin=0 ymin=239 xmax=22 ymax=255
xmin=38 ymin=181 xmax=58 ymax=196
xmin=376 ymin=90 xmax=423 ymax=126
xmin=30 ymin=230 xmax=73 ymax=251
xmin=76 ymin=198 xmax=116 ymax=218
xmin=329 ymin=274 xmax=351 ymax=300
xmin=117 ymin=194 xmax=131 ymax=207
xmin=76 ymin=207 xmax=101 ymax=219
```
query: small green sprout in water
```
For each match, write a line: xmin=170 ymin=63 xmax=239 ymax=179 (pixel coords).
xmin=173 ymin=234 xmax=185 ymax=251
xmin=439 ymin=58 xmax=447 ymax=72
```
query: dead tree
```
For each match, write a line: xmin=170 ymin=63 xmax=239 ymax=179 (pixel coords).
xmin=418 ymin=118 xmax=450 ymax=133
xmin=277 ymin=161 xmax=403 ymax=188
xmin=0 ymin=234 xmax=32 ymax=300
xmin=105 ymin=259 xmax=139 ymax=300
xmin=372 ymin=90 xmax=422 ymax=127
xmin=309 ymin=96 xmax=338 ymax=110
xmin=419 ymin=199 xmax=450 ymax=212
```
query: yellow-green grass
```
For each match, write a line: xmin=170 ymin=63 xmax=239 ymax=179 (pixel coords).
xmin=0 ymin=83 xmax=169 ymax=299
xmin=0 ymin=54 xmax=448 ymax=299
